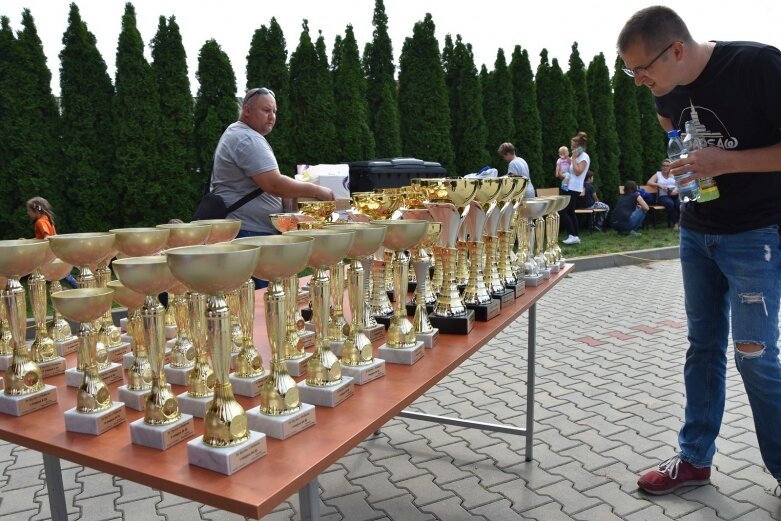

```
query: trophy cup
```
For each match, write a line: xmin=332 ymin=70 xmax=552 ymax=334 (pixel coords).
xmin=0 ymin=281 xmax=11 ymax=357
xmin=533 ymin=198 xmax=558 ymax=280
xmin=38 ymin=258 xmax=77 ymax=354
xmin=371 ymin=220 xmax=429 ymax=364
xmin=108 ymin=280 xmax=151 ymax=411
xmin=166 ymin=244 xmax=268 ymax=475
xmin=417 ymin=178 xmax=478 ymax=335
xmin=26 ymin=246 xmax=67 ymax=378
xmin=48 ymin=233 xmax=123 ymax=388
xmin=113 ymin=255 xmax=195 ymax=450
xmin=544 ymin=195 xmax=570 ymax=270
xmin=496 ymin=177 xmax=528 ymax=298
xmin=462 ymin=178 xmax=504 ymax=321
xmin=285 ymin=229 xmax=356 ymax=407
xmin=91 ymin=247 xmax=126 ymax=363
xmin=194 ymin=219 xmax=242 ymax=244
xmin=322 ymin=223 xmax=388 ymax=384
xmin=0 ymin=240 xmax=59 ymax=416
xmin=236 ymin=235 xmax=318 ymax=439
xmin=517 ymin=199 xmax=551 ymax=287
xmin=51 ymin=288 xmax=128 ymax=434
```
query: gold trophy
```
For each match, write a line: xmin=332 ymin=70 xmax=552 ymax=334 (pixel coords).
xmin=194 ymin=219 xmax=242 ymax=244
xmin=285 ymin=229 xmax=357 ymax=407
xmin=48 ymin=233 xmax=123 ymax=388
xmin=533 ymin=198 xmax=557 ymax=280
xmin=91 ymin=247 xmax=124 ymax=361
xmin=51 ymin=288 xmax=127 ymax=434
xmin=167 ymin=244 xmax=268 ymax=475
xmin=108 ymin=279 xmax=151 ymax=411
xmin=417 ymin=178 xmax=478 ymax=334
xmin=544 ymin=195 xmax=570 ymax=270
xmin=0 ymin=279 xmax=11 ymax=356
xmin=372 ymin=220 xmax=429 ymax=365
xmin=496 ymin=177 xmax=528 ymax=298
xmin=237 ymin=235 xmax=319 ymax=439
xmin=38 ymin=258 xmax=77 ymax=352
xmin=0 ymin=240 xmax=58 ymax=416
xmin=517 ymin=199 xmax=551 ymax=287
xmin=113 ymin=255 xmax=195 ymax=450
xmin=323 ymin=223 xmax=388 ymax=384
xmin=26 ymin=245 xmax=67 ymax=378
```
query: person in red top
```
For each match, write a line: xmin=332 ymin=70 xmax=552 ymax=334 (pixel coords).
xmin=26 ymin=196 xmax=57 ymax=239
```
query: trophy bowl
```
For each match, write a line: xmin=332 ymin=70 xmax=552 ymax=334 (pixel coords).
xmin=470 ymin=178 xmax=504 ymax=206
xmin=325 ymin=224 xmax=387 ymax=258
xmin=38 ymin=258 xmax=74 ymax=282
xmin=401 ymin=186 xmax=427 ymax=210
xmin=298 ymin=201 xmax=336 ymax=222
xmin=496 ymin=177 xmax=521 ymax=203
xmin=420 ymin=221 xmax=442 ymax=249
xmin=48 ymin=233 xmax=116 ymax=268
xmin=233 ymin=235 xmax=314 ymax=281
xmin=193 ymin=219 xmax=242 ymax=244
xmin=112 ymin=256 xmax=177 ymax=296
xmin=110 ymin=228 xmax=170 ymax=257
xmin=284 ymin=230 xmax=355 ymax=268
xmin=414 ymin=178 xmax=478 ymax=208
xmin=164 ymin=244 xmax=260 ymax=295
xmin=51 ymin=288 xmax=115 ymax=325
xmin=106 ymin=280 xmax=146 ymax=310
xmin=0 ymin=239 xmax=51 ymax=278
xmin=156 ymin=223 xmax=211 ymax=248
xmin=351 ymin=192 xmax=402 ymax=220
xmin=554 ymin=194 xmax=571 ymax=212
xmin=269 ymin=213 xmax=308 ymax=233
xmin=518 ymin=199 xmax=553 ymax=220
xmin=371 ymin=220 xmax=429 ymax=251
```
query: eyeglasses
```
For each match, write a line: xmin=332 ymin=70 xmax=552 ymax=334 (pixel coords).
xmin=622 ymin=42 xmax=675 ymax=78
xmin=243 ymin=87 xmax=275 ymax=105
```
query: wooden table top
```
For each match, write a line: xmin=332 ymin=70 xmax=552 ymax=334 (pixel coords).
xmin=0 ymin=264 xmax=572 ymax=519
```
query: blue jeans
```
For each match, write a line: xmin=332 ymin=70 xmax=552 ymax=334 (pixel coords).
xmin=235 ymin=229 xmax=274 ymax=289
xmin=657 ymin=195 xmax=680 ymax=226
xmin=613 ymin=208 xmax=645 ymax=232
xmin=678 ymin=225 xmax=781 ymax=479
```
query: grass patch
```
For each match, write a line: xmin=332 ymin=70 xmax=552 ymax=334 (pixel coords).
xmin=559 ymin=224 xmax=679 ymax=257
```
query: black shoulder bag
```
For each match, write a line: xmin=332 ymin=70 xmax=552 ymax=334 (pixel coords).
xmin=192 ymin=169 xmax=263 ymax=220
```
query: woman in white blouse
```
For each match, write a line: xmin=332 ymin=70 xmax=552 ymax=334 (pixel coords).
xmin=646 ymin=159 xmax=679 ymax=230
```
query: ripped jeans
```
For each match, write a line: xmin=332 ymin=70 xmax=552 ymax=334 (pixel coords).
xmin=678 ymin=225 xmax=781 ymax=480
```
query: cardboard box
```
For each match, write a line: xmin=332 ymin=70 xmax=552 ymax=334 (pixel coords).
xmin=296 ymin=164 xmax=350 ymax=199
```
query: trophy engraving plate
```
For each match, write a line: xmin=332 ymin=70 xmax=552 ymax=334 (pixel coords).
xmin=64 ymin=402 xmax=126 ymax=435
xmin=378 ymin=342 xmax=425 ymax=365
xmin=39 ymin=357 xmax=67 ymax=379
xmin=364 ymin=324 xmax=386 ymax=343
xmin=177 ymin=392 xmax=212 ymax=419
xmin=428 ymin=309 xmax=476 ymax=335
xmin=108 ymin=342 xmax=132 ymax=364
xmin=247 ymin=402 xmax=316 ymax=440
xmin=55 ymin=336 xmax=79 ymax=357
xmin=466 ymin=299 xmax=501 ymax=322
xmin=187 ymin=430 xmax=267 ymax=475
xmin=164 ymin=364 xmax=193 ymax=387
xmin=229 ymin=372 xmax=269 ymax=398
xmin=130 ymin=414 xmax=195 ymax=450
xmin=286 ymin=353 xmax=312 ymax=377
xmin=297 ymin=376 xmax=354 ymax=407
xmin=117 ymin=385 xmax=151 ymax=411
xmin=416 ymin=329 xmax=439 ymax=349
xmin=65 ymin=363 xmax=123 ymax=388
xmin=341 ymin=358 xmax=386 ymax=385
xmin=0 ymin=385 xmax=58 ymax=416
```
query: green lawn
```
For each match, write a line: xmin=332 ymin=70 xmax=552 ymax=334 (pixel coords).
xmin=559 ymin=223 xmax=680 ymax=257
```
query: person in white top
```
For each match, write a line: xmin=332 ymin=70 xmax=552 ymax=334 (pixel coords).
xmin=498 ymin=142 xmax=536 ymax=199
xmin=646 ymin=159 xmax=680 ymax=229
xmin=561 ymin=131 xmax=591 ymax=245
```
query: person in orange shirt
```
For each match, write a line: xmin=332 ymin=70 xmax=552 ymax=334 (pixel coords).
xmin=26 ymin=196 xmax=57 ymax=239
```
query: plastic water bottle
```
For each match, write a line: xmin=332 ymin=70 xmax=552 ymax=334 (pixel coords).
xmin=683 ymin=120 xmax=720 ymax=202
xmin=666 ymin=129 xmax=700 ymax=202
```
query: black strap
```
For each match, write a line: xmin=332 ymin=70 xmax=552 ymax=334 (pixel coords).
xmin=226 ymin=188 xmax=263 ymax=214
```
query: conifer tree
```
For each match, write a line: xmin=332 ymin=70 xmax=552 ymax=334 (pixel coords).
xmin=398 ymin=14 xmax=454 ymax=172
xmin=114 ymin=2 xmax=162 ymax=227
xmin=443 ymin=35 xmax=488 ymax=175
xmin=58 ymin=3 xmax=117 ymax=232
xmin=509 ymin=46 xmax=544 ymax=189
xmin=636 ymin=86 xmax=667 ymax=178
xmin=193 ymin=39 xmax=237 ymax=184
xmin=612 ymin=55 xmax=643 ymax=184
xmin=331 ymin=35 xmax=343 ymax=77
xmin=536 ymin=51 xmax=577 ymax=184
xmin=0 ymin=18 xmax=16 ymax=237
xmin=586 ymin=53 xmax=620 ymax=206
xmin=333 ymin=25 xmax=375 ymax=162
xmin=566 ymin=42 xmax=597 ymax=173
xmin=246 ymin=18 xmax=294 ymax=175
xmin=482 ymin=49 xmax=515 ymax=170
xmin=363 ymin=0 xmax=401 ymax=157
xmin=289 ymin=21 xmax=338 ymax=165
xmin=151 ymin=15 xmax=197 ymax=222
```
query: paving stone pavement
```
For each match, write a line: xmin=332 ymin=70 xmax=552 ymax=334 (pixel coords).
xmin=2 ymin=260 xmax=780 ymax=520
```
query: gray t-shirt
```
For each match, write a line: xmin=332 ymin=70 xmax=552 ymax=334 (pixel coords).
xmin=508 ymin=156 xmax=535 ymax=198
xmin=211 ymin=121 xmax=283 ymax=234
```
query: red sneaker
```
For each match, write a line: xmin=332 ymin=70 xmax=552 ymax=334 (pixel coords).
xmin=637 ymin=455 xmax=711 ymax=495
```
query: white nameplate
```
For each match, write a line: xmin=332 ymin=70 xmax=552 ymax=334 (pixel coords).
xmin=0 ymin=385 xmax=58 ymax=416
xmin=377 ymin=341 xmax=425 ymax=365
xmin=187 ymin=431 xmax=267 ymax=475
xmin=247 ymin=403 xmax=316 ymax=440
xmin=117 ymin=385 xmax=151 ymax=411
xmin=297 ymin=377 xmax=354 ymax=408
xmin=130 ymin=414 xmax=195 ymax=450
xmin=341 ymin=359 xmax=386 ymax=385
xmin=39 ymin=357 xmax=67 ymax=378
xmin=64 ymin=402 xmax=126 ymax=435
xmin=416 ymin=329 xmax=439 ymax=349
xmin=55 ymin=336 xmax=79 ymax=357
xmin=177 ymin=392 xmax=212 ymax=418
xmin=285 ymin=353 xmax=312 ymax=377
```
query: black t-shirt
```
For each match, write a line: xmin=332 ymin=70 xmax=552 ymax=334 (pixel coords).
xmin=612 ymin=193 xmax=639 ymax=225
xmin=577 ymin=183 xmax=596 ymax=208
xmin=655 ymin=41 xmax=781 ymax=234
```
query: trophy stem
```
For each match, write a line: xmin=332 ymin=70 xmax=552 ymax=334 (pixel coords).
xmin=235 ymin=279 xmax=263 ymax=377
xmin=484 ymin=236 xmax=504 ymax=295
xmin=187 ymin=292 xmax=214 ymax=398
xmin=29 ymin=270 xmax=56 ymax=362
xmin=358 ymin=256 xmax=378 ymax=328
xmin=431 ymin=246 xmax=444 ymax=296
xmin=261 ymin=279 xmax=301 ymax=414
xmin=96 ymin=264 xmax=121 ymax=349
xmin=462 ymin=241 xmax=492 ymax=305
xmin=143 ymin=294 xmax=180 ymax=425
xmin=126 ymin=307 xmax=151 ymax=391
xmin=382 ymin=249 xmax=395 ymax=292
xmin=284 ymin=275 xmax=306 ymax=360
xmin=369 ymin=258 xmax=392 ymax=317
xmin=342 ymin=258 xmax=373 ymax=365
xmin=3 ymin=278 xmax=43 ymax=395
xmin=306 ymin=266 xmax=341 ymax=386
xmin=328 ymin=261 xmax=347 ymax=342
xmin=387 ymin=250 xmax=416 ymax=348
xmin=498 ymin=231 xmax=517 ymax=286
xmin=433 ymin=247 xmax=466 ymax=317
xmin=544 ymin=215 xmax=557 ymax=266
xmin=169 ymin=292 xmax=194 ymax=368
xmin=47 ymin=280 xmax=72 ymax=341
xmin=534 ymin=216 xmax=548 ymax=271
xmin=76 ymin=322 xmax=112 ymax=413
xmin=455 ymin=239 xmax=469 ymax=286
xmin=226 ymin=289 xmax=243 ymax=354
xmin=0 ymin=296 xmax=12 ymax=355
xmin=411 ymin=257 xmax=435 ymax=334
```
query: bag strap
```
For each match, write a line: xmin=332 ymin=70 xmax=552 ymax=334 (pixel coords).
xmin=226 ymin=188 xmax=263 ymax=214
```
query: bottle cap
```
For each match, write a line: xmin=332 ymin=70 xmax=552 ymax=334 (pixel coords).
xmin=666 ymin=129 xmax=680 ymax=138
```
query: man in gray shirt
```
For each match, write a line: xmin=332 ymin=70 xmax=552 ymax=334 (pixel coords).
xmin=211 ymin=87 xmax=334 ymax=236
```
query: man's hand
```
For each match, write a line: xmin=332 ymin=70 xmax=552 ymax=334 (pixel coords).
xmin=669 ymin=147 xmax=729 ymax=180
xmin=315 ymin=186 xmax=335 ymax=201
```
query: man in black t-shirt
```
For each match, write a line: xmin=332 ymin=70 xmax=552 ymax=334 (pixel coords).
xmin=618 ymin=6 xmax=781 ymax=496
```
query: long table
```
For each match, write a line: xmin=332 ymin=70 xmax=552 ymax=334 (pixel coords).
xmin=0 ymin=264 xmax=572 ymax=520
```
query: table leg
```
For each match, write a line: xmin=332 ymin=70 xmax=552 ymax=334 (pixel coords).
xmin=299 ymin=477 xmax=320 ymax=521
xmin=42 ymin=453 xmax=68 ymax=521
xmin=525 ymin=303 xmax=536 ymax=461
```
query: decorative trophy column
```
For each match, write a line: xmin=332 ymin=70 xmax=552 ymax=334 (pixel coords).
xmin=38 ymin=258 xmax=78 ymax=356
xmin=496 ymin=178 xmax=528 ymax=298
xmin=517 ymin=199 xmax=550 ymax=287
xmin=26 ymin=246 xmax=67 ymax=378
xmin=92 ymin=248 xmax=125 ymax=362
xmin=0 ymin=240 xmax=58 ymax=416
xmin=167 ymin=243 xmax=268 ymax=475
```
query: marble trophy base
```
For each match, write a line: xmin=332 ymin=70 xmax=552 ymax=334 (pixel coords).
xmin=364 ymin=324 xmax=386 ymax=343
xmin=466 ymin=299 xmax=501 ymax=322
xmin=493 ymin=288 xmax=516 ymax=309
xmin=65 ymin=363 xmax=124 ymax=388
xmin=298 ymin=330 xmax=315 ymax=350
xmin=117 ymin=385 xmax=151 ymax=411
xmin=505 ymin=281 xmax=525 ymax=299
xmin=540 ymin=268 xmax=551 ymax=280
xmin=38 ymin=357 xmax=67 ymax=379
xmin=296 ymin=289 xmax=310 ymax=305
xmin=0 ymin=385 xmax=58 ymax=416
xmin=549 ymin=263 xmax=560 ymax=274
xmin=329 ymin=340 xmax=345 ymax=357
xmin=406 ymin=302 xmax=434 ymax=317
xmin=373 ymin=314 xmax=394 ymax=329
xmin=303 ymin=321 xmax=316 ymax=333
xmin=428 ymin=309 xmax=476 ymax=335
xmin=285 ymin=353 xmax=312 ymax=377
xmin=120 ymin=317 xmax=128 ymax=332
xmin=187 ymin=430 xmax=267 ymax=476
xmin=247 ymin=403 xmax=316 ymax=440
xmin=524 ymin=273 xmax=544 ymax=287
xmin=177 ymin=392 xmax=212 ymax=418
xmin=124 ymin=349 xmax=171 ymax=370
xmin=377 ymin=342 xmax=425 ymax=365
xmin=0 ymin=356 xmax=11 ymax=372
xmin=55 ymin=336 xmax=79 ymax=357
xmin=297 ymin=376 xmax=354 ymax=407
xmin=165 ymin=325 xmax=177 ymax=340
xmin=108 ymin=342 xmax=131 ymax=364
xmin=229 ymin=372 xmax=269 ymax=398
xmin=130 ymin=414 xmax=195 ymax=450
xmin=559 ymin=259 xmax=566 ymax=269
xmin=416 ymin=329 xmax=439 ymax=349
xmin=340 ymin=358 xmax=386 ymax=385
xmin=64 ymin=402 xmax=126 ymax=435
xmin=164 ymin=364 xmax=194 ymax=386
